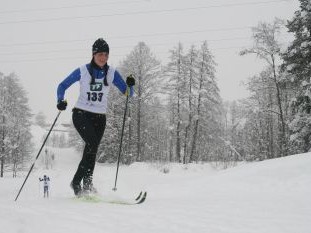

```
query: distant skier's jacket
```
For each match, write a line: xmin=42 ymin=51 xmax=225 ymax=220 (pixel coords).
xmin=39 ymin=177 xmax=50 ymax=187
xmin=57 ymin=63 xmax=133 ymax=114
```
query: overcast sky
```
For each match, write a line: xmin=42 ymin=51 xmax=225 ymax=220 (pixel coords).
xmin=0 ymin=0 xmax=298 ymax=123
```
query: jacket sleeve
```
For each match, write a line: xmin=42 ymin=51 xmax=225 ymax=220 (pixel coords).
xmin=112 ymin=70 xmax=134 ymax=97
xmin=57 ymin=68 xmax=81 ymax=101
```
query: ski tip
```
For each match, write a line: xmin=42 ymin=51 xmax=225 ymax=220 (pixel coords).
xmin=135 ymin=191 xmax=143 ymax=201
xmin=136 ymin=191 xmax=147 ymax=204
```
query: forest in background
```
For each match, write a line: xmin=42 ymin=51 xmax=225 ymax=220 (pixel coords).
xmin=1 ymin=0 xmax=310 ymax=176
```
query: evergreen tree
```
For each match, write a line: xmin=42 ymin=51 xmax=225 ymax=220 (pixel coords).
xmin=282 ymin=0 xmax=311 ymax=153
xmin=118 ymin=42 xmax=161 ymax=162
xmin=166 ymin=43 xmax=188 ymax=162
xmin=0 ymin=73 xmax=32 ymax=177
xmin=189 ymin=41 xmax=222 ymax=162
xmin=183 ymin=45 xmax=200 ymax=163
xmin=98 ymin=42 xmax=161 ymax=163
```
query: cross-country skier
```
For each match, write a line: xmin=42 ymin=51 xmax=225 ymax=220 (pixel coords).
xmin=39 ymin=175 xmax=50 ymax=198
xmin=56 ymin=38 xmax=135 ymax=197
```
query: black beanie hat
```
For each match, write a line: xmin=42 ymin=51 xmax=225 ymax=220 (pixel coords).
xmin=92 ymin=38 xmax=109 ymax=55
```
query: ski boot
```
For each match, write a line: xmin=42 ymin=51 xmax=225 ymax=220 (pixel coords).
xmin=70 ymin=181 xmax=82 ymax=197
xmin=83 ymin=178 xmax=98 ymax=195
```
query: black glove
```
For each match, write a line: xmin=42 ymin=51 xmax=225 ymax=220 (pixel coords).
xmin=57 ymin=100 xmax=67 ymax=111
xmin=126 ymin=75 xmax=135 ymax=87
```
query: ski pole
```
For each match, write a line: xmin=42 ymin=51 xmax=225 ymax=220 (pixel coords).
xmin=113 ymin=87 xmax=130 ymax=191
xmin=14 ymin=111 xmax=62 ymax=201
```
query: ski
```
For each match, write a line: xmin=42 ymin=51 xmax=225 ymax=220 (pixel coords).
xmin=74 ymin=191 xmax=147 ymax=205
xmin=109 ymin=191 xmax=147 ymax=205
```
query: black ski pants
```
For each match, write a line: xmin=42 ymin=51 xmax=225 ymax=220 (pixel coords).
xmin=72 ymin=108 xmax=106 ymax=187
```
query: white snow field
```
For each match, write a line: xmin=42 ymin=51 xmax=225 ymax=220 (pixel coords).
xmin=0 ymin=126 xmax=310 ymax=233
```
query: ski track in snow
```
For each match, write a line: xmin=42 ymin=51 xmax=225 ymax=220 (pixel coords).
xmin=0 ymin=127 xmax=310 ymax=233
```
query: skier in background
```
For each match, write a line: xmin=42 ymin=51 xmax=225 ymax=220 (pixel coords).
xmin=39 ymin=175 xmax=50 ymax=198
xmin=56 ymin=38 xmax=135 ymax=197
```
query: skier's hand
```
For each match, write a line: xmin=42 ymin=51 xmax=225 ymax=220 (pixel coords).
xmin=126 ymin=74 xmax=135 ymax=87
xmin=57 ymin=100 xmax=67 ymax=111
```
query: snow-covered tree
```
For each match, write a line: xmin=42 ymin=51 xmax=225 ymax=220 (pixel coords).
xmin=182 ymin=45 xmax=199 ymax=163
xmin=189 ymin=41 xmax=223 ymax=163
xmin=117 ymin=42 xmax=161 ymax=162
xmin=241 ymin=69 xmax=283 ymax=160
xmin=165 ymin=43 xmax=188 ymax=162
xmin=121 ymin=42 xmax=160 ymax=161
xmin=165 ymin=42 xmax=223 ymax=163
xmin=240 ymin=18 xmax=288 ymax=157
xmin=282 ymin=0 xmax=311 ymax=153
xmin=0 ymin=72 xmax=32 ymax=177
xmin=98 ymin=42 xmax=162 ymax=163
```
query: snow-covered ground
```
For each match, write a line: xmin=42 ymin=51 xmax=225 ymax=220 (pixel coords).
xmin=0 ymin=126 xmax=310 ymax=233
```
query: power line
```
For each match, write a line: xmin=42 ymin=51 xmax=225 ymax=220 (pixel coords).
xmin=0 ymin=36 xmax=253 ymax=56
xmin=0 ymin=26 xmax=253 ymax=47
xmin=0 ymin=38 xmax=293 ymax=63
xmin=0 ymin=45 xmax=268 ymax=63
xmin=109 ymin=27 xmax=253 ymax=40
xmin=0 ymin=25 xmax=291 ymax=49
xmin=0 ymin=0 xmax=292 ymax=25
xmin=0 ymin=0 xmax=148 ymax=14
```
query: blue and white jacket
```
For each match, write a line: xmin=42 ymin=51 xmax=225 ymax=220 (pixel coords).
xmin=57 ymin=63 xmax=133 ymax=114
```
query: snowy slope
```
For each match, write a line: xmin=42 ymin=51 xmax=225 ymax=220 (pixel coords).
xmin=0 ymin=126 xmax=310 ymax=233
